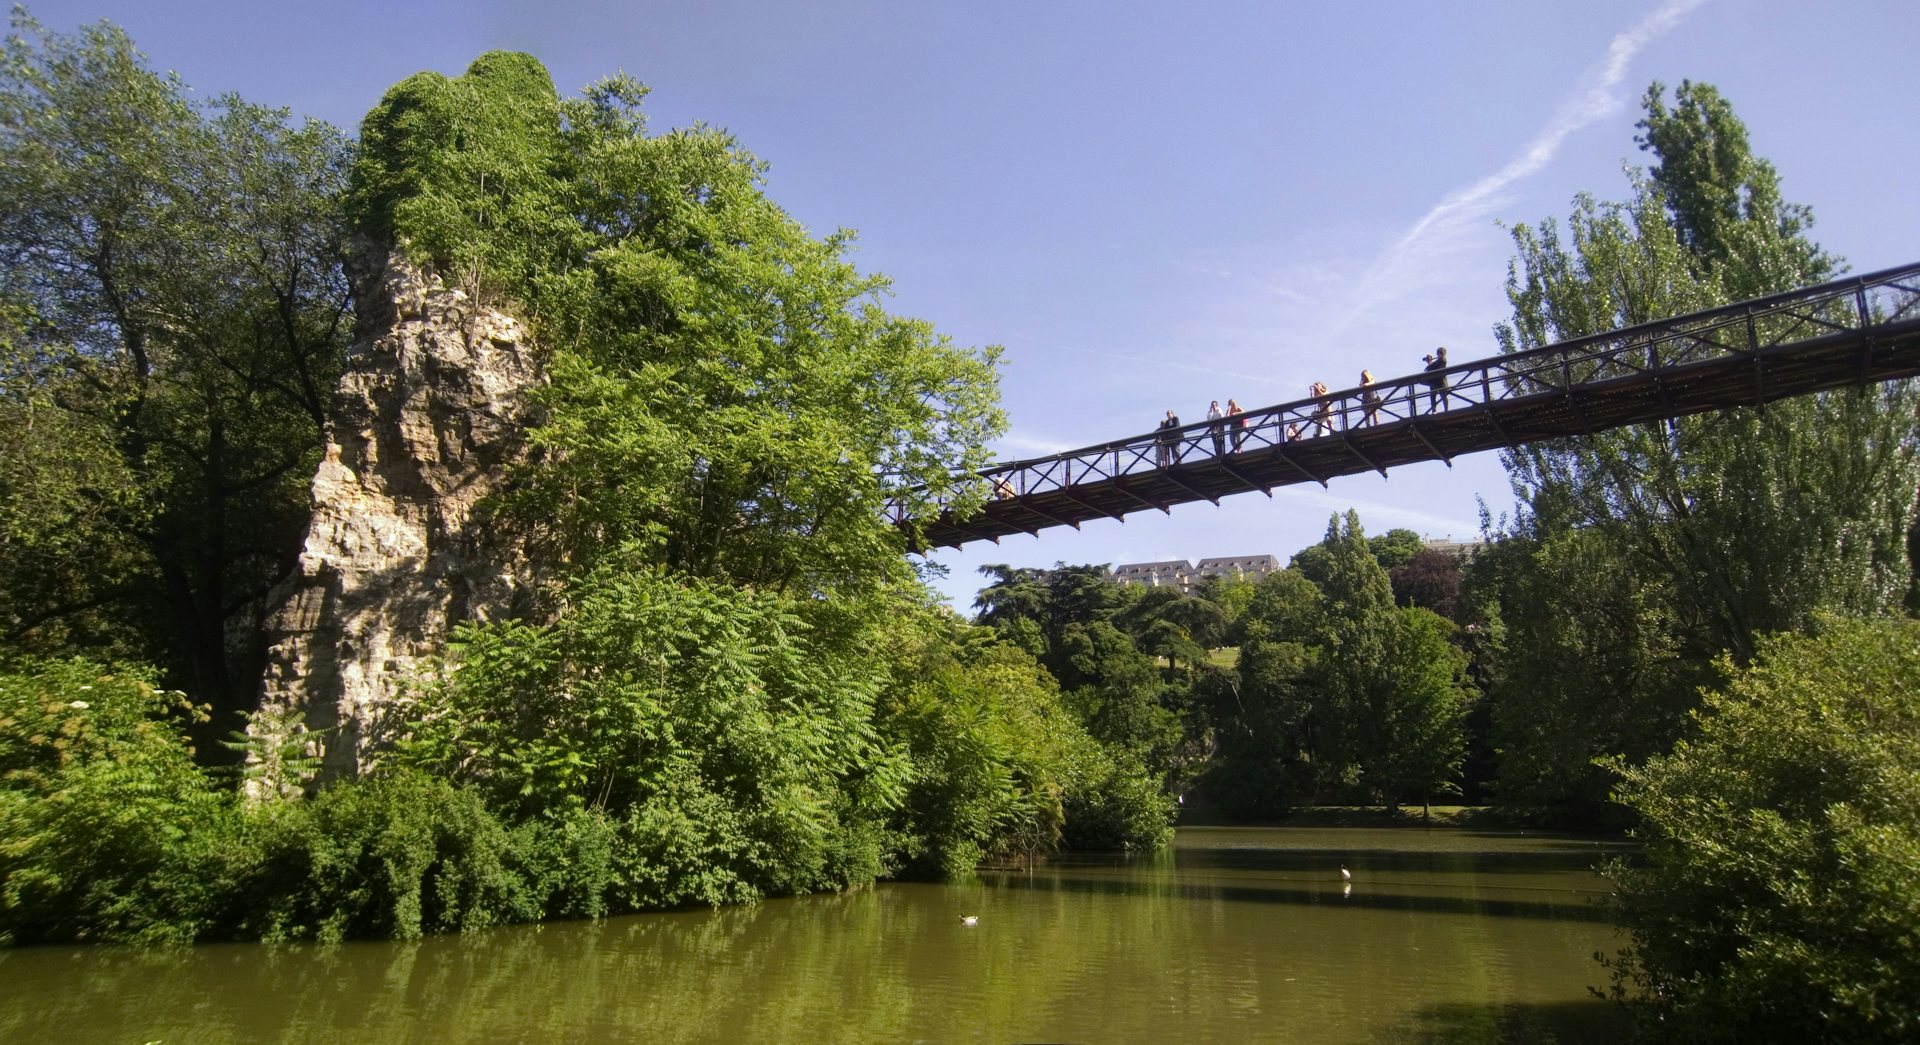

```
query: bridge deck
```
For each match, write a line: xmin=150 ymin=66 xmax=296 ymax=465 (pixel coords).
xmin=901 ymin=263 xmax=1920 ymax=550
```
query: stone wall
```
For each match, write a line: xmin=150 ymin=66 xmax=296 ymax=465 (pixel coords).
xmin=254 ymin=245 xmax=543 ymax=784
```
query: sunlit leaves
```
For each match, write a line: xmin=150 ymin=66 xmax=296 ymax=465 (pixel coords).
xmin=1605 ymin=618 xmax=1920 ymax=1042
xmin=398 ymin=560 xmax=905 ymax=906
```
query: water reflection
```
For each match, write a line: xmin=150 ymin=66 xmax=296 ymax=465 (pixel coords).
xmin=0 ymin=827 xmax=1631 ymax=1044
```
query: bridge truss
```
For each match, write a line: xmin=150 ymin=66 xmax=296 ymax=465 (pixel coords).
xmin=896 ymin=262 xmax=1920 ymax=550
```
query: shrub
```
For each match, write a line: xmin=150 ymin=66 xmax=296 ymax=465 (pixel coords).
xmin=0 ymin=656 xmax=234 ymax=945
xmin=880 ymin=628 xmax=1173 ymax=875
xmin=393 ymin=562 xmax=908 ymax=908
xmin=239 ymin=769 xmax=531 ymax=942
xmin=1603 ymin=617 xmax=1920 ymax=1043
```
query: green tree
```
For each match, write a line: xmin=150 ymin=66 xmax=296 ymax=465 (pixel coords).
xmin=1635 ymin=81 xmax=1832 ymax=298
xmin=1489 ymin=81 xmax=1918 ymax=821
xmin=346 ymin=51 xmax=580 ymax=308
xmin=1206 ymin=568 xmax=1322 ymax=816
xmin=1476 ymin=525 xmax=1706 ymax=819
xmin=878 ymin=617 xmax=1171 ymax=874
xmin=1368 ymin=528 xmax=1426 ymax=572
xmin=0 ymin=13 xmax=353 ymax=717
xmin=1304 ymin=511 xmax=1397 ymax=796
xmin=1116 ymin=585 xmax=1225 ymax=670
xmin=345 ymin=55 xmax=1005 ymax=597
xmin=1498 ymin=81 xmax=1918 ymax=666
xmin=1367 ymin=607 xmax=1471 ymax=815
xmin=1603 ymin=618 xmax=1920 ymax=1043
xmin=972 ymin=562 xmax=1135 ymax=670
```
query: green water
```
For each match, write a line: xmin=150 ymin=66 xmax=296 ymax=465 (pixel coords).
xmin=0 ymin=827 xmax=1632 ymax=1044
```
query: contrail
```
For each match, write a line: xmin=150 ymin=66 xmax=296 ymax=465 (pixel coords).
xmin=1054 ymin=344 xmax=1287 ymax=388
xmin=1339 ymin=0 xmax=1710 ymax=328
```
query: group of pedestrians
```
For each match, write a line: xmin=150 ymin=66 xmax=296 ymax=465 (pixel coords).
xmin=1297 ymin=346 xmax=1452 ymax=437
xmin=1155 ymin=399 xmax=1250 ymax=466
xmin=1152 ymin=347 xmax=1454 ymax=467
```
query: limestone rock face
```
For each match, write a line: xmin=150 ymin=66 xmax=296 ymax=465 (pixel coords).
xmin=256 ymin=245 xmax=543 ymax=782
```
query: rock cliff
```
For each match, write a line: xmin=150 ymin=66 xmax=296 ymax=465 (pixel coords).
xmin=254 ymin=244 xmax=543 ymax=784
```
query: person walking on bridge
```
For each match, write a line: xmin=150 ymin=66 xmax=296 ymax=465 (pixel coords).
xmin=1360 ymin=370 xmax=1380 ymax=425
xmin=1207 ymin=400 xmax=1227 ymax=456
xmin=1423 ymin=347 xmax=1449 ymax=412
xmin=1226 ymin=398 xmax=1246 ymax=450
xmin=1156 ymin=409 xmax=1182 ymax=467
xmin=1309 ymin=381 xmax=1333 ymax=436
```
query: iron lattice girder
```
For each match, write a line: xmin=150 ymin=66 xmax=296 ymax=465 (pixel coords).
xmin=901 ymin=263 xmax=1920 ymax=549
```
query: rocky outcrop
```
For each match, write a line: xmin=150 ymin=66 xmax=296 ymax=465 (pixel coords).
xmin=255 ymin=245 xmax=544 ymax=784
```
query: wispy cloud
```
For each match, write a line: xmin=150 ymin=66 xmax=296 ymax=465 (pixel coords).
xmin=993 ymin=432 xmax=1077 ymax=459
xmin=1171 ymin=258 xmax=1235 ymax=281
xmin=1337 ymin=0 xmax=1709 ymax=331
xmin=1055 ymin=344 xmax=1289 ymax=389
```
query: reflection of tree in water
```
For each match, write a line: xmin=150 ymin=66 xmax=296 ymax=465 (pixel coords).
xmin=4 ymin=833 xmax=1625 ymax=1044
xmin=1374 ymin=1000 xmax=1627 ymax=1045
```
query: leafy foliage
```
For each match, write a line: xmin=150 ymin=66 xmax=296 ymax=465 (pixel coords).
xmin=1192 ymin=514 xmax=1477 ymax=813
xmin=1206 ymin=568 xmax=1323 ymax=817
xmin=972 ymin=561 xmax=1209 ymax=788
xmin=1496 ymin=81 xmax=1918 ymax=667
xmin=880 ymin=622 xmax=1171 ymax=874
xmin=1603 ymin=618 xmax=1920 ymax=1043
xmin=1366 ymin=607 xmax=1470 ymax=813
xmin=0 ymin=13 xmax=353 ymax=715
xmin=1484 ymin=79 xmax=1919 ymax=824
xmin=393 ymin=559 xmax=907 ymax=907
xmin=1473 ymin=525 xmax=1706 ymax=820
xmin=346 ymin=51 xmax=576 ymax=306
xmin=347 ymin=55 xmax=1006 ymax=593
xmin=0 ymin=656 xmax=228 ymax=945
xmin=238 ymin=769 xmax=532 ymax=942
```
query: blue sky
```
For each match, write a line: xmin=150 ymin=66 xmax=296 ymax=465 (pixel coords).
xmin=32 ymin=0 xmax=1920 ymax=609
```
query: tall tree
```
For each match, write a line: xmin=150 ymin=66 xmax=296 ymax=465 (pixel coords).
xmin=1367 ymin=606 xmax=1470 ymax=815
xmin=1497 ymin=81 xmax=1919 ymax=665
xmin=1207 ymin=568 xmax=1322 ymax=816
xmin=1488 ymin=80 xmax=1919 ymax=822
xmin=1300 ymin=511 xmax=1397 ymax=796
xmin=347 ymin=58 xmax=1006 ymax=602
xmin=1116 ymin=585 xmax=1225 ymax=670
xmin=0 ymin=13 xmax=352 ymax=716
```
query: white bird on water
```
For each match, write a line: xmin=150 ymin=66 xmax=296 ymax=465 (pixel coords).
xmin=1340 ymin=866 xmax=1352 ymax=882
xmin=960 ymin=915 xmax=979 ymax=926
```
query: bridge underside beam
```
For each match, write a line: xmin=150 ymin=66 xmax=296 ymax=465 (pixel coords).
xmin=904 ymin=302 xmax=1920 ymax=550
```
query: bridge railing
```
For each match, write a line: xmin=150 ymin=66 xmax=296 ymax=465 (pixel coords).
xmin=891 ymin=262 xmax=1920 ymax=524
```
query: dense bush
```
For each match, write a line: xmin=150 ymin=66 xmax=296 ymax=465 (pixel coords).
xmin=237 ymin=770 xmax=532 ymax=942
xmin=1603 ymin=617 xmax=1920 ymax=1043
xmin=391 ymin=561 xmax=910 ymax=908
xmin=881 ymin=626 xmax=1172 ymax=876
xmin=0 ymin=657 xmax=233 ymax=945
xmin=0 ymin=656 xmax=639 ymax=945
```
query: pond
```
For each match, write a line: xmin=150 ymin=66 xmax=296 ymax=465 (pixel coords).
xmin=0 ymin=826 xmax=1632 ymax=1044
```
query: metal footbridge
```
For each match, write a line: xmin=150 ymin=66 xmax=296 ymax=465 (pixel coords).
xmin=897 ymin=262 xmax=1920 ymax=550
